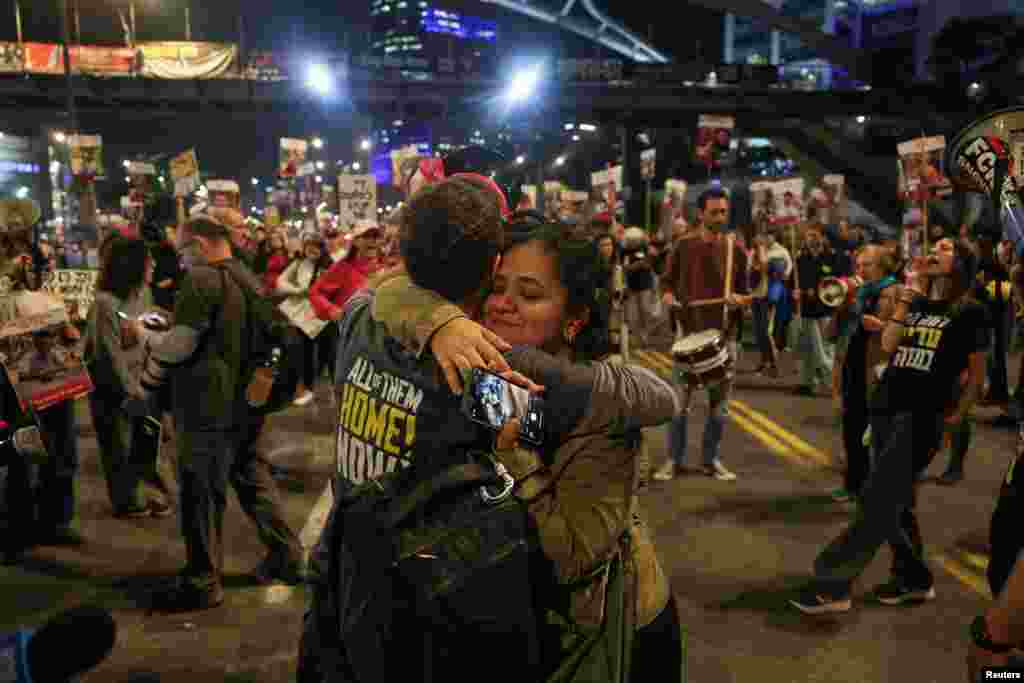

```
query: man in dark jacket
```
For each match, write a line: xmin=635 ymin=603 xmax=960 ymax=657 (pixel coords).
xmin=141 ymin=217 xmax=303 ymax=612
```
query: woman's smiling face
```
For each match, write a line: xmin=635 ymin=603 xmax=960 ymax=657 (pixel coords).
xmin=483 ymin=240 xmax=569 ymax=352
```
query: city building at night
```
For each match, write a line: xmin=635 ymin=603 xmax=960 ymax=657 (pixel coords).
xmin=368 ymin=0 xmax=498 ymax=67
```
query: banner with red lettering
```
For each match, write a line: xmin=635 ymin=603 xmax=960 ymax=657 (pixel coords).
xmin=24 ymin=43 xmax=63 ymax=75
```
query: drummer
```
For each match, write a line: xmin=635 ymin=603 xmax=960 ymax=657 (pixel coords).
xmin=656 ymin=188 xmax=753 ymax=482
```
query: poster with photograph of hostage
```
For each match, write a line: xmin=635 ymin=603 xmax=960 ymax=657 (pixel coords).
xmin=0 ymin=289 xmax=92 ymax=412
xmin=901 ymin=206 xmax=926 ymax=260
xmin=127 ymin=161 xmax=156 ymax=209
xmin=590 ymin=166 xmax=623 ymax=220
xmin=41 ymin=269 xmax=99 ymax=325
xmin=69 ymin=135 xmax=104 ymax=179
xmin=207 ymin=180 xmax=240 ymax=210
xmin=750 ymin=180 xmax=777 ymax=226
xmin=170 ymin=148 xmax=200 ymax=198
xmin=519 ymin=185 xmax=537 ymax=211
xmin=337 ymin=175 xmax=378 ymax=229
xmin=695 ymin=114 xmax=735 ymax=170
xmin=661 ymin=179 xmax=688 ymax=240
xmin=543 ymin=181 xmax=565 ymax=220
xmin=771 ymin=177 xmax=805 ymax=225
xmin=807 ymin=174 xmax=845 ymax=225
xmin=897 ymin=135 xmax=952 ymax=201
xmin=279 ymin=138 xmax=308 ymax=179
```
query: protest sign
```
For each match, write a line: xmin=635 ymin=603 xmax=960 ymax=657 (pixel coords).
xmin=280 ymin=138 xmax=308 ymax=178
xmin=897 ymin=135 xmax=951 ymax=200
xmin=41 ymin=269 xmax=99 ymax=323
xmin=695 ymin=115 xmax=735 ymax=169
xmin=170 ymin=149 xmax=200 ymax=198
xmin=640 ymin=148 xmax=657 ymax=180
xmin=69 ymin=134 xmax=104 ymax=179
xmin=337 ymin=175 xmax=377 ymax=228
xmin=207 ymin=180 xmax=240 ymax=209
xmin=279 ymin=297 xmax=329 ymax=339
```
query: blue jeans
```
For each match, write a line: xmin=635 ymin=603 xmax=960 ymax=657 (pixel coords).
xmin=667 ymin=366 xmax=731 ymax=468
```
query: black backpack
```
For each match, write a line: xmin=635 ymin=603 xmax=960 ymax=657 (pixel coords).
xmin=316 ymin=454 xmax=543 ymax=683
xmin=218 ymin=266 xmax=304 ymax=416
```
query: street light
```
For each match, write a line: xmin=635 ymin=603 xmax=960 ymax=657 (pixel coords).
xmin=352 ymin=162 xmax=362 ymax=171
xmin=506 ymin=64 xmax=543 ymax=104
xmin=312 ymin=137 xmax=324 ymax=150
xmin=555 ymin=156 xmax=566 ymax=167
xmin=572 ymin=134 xmax=580 ymax=142
xmin=855 ymin=115 xmax=867 ymax=124
xmin=53 ymin=131 xmax=66 ymax=143
xmin=15 ymin=186 xmax=29 ymax=199
xmin=251 ymin=178 xmax=259 ymax=186
xmin=515 ymin=155 xmax=526 ymax=165
xmin=579 ymin=123 xmax=598 ymax=132
xmin=315 ymin=175 xmax=323 ymax=183
xmin=360 ymin=138 xmax=372 ymax=151
xmin=316 ymin=161 xmax=325 ymax=170
xmin=305 ymin=62 xmax=333 ymax=97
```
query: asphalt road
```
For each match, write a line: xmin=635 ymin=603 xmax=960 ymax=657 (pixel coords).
xmin=0 ymin=345 xmax=1016 ymax=682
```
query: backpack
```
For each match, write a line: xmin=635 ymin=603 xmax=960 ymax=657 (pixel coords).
xmin=320 ymin=453 xmax=543 ymax=683
xmin=218 ymin=266 xmax=304 ymax=416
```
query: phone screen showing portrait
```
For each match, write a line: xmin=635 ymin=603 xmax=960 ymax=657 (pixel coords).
xmin=463 ymin=368 xmax=545 ymax=446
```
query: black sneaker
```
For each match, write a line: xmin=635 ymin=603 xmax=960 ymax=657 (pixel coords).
xmin=253 ymin=553 xmax=307 ymax=586
xmin=789 ymin=587 xmax=852 ymax=615
xmin=150 ymin=579 xmax=224 ymax=613
xmin=873 ymin=581 xmax=935 ymax=606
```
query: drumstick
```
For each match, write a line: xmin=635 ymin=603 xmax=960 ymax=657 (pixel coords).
xmin=688 ymin=297 xmax=727 ymax=307
xmin=723 ymin=233 xmax=735 ymax=326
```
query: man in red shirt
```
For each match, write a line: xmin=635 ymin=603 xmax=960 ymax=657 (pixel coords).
xmin=655 ymin=188 xmax=752 ymax=482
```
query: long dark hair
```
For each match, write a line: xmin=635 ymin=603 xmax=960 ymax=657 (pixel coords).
xmin=503 ymin=223 xmax=612 ymax=361
xmin=97 ymin=237 xmax=149 ymax=301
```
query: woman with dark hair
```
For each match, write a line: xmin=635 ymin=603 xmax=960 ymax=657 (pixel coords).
xmin=793 ymin=237 xmax=988 ymax=615
xmin=373 ymin=221 xmax=682 ymax=682
xmin=85 ymin=237 xmax=172 ymax=518
xmin=261 ymin=232 xmax=291 ymax=295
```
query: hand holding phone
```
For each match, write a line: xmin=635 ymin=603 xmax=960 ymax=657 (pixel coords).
xmin=462 ymin=368 xmax=545 ymax=446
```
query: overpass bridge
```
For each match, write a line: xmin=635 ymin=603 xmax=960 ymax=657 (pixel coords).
xmin=0 ymin=73 xmax=953 ymax=125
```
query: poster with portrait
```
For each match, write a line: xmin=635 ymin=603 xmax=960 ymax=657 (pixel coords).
xmin=127 ymin=161 xmax=156 ymax=208
xmin=901 ymin=206 xmax=926 ymax=259
xmin=518 ymin=185 xmax=537 ymax=211
xmin=640 ymin=148 xmax=656 ymax=181
xmin=0 ymin=290 xmax=93 ymax=411
xmin=590 ymin=166 xmax=623 ymax=218
xmin=750 ymin=180 xmax=777 ymax=226
xmin=806 ymin=174 xmax=845 ymax=225
xmin=695 ymin=115 xmax=735 ymax=169
xmin=170 ymin=149 xmax=200 ymax=198
xmin=69 ymin=135 xmax=104 ymax=179
xmin=207 ymin=180 xmax=240 ymax=210
xmin=41 ymin=269 xmax=99 ymax=324
xmin=771 ymin=177 xmax=805 ymax=225
xmin=390 ymin=145 xmax=421 ymax=190
xmin=661 ymin=179 xmax=688 ymax=238
xmin=543 ymin=181 xmax=565 ymax=219
xmin=337 ymin=175 xmax=377 ymax=228
xmin=897 ymin=136 xmax=951 ymax=200
xmin=279 ymin=138 xmax=308 ymax=179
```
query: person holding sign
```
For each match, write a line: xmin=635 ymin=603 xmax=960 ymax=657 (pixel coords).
xmin=275 ymin=235 xmax=330 ymax=406
xmin=85 ymin=238 xmax=173 ymax=519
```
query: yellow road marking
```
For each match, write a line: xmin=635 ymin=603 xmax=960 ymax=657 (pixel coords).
xmin=933 ymin=554 xmax=991 ymax=598
xmin=728 ymin=409 xmax=809 ymax=466
xmin=728 ymin=400 xmax=831 ymax=466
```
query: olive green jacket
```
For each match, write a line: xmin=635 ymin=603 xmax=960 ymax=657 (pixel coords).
xmin=372 ymin=274 xmax=674 ymax=629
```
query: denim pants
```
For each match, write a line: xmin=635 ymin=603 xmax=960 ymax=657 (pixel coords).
xmin=667 ymin=357 xmax=733 ymax=468
xmin=751 ymin=301 xmax=776 ymax=366
xmin=796 ymin=316 xmax=834 ymax=388
xmin=813 ymin=411 xmax=939 ymax=596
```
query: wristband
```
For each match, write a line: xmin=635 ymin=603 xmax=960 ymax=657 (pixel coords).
xmin=970 ymin=615 xmax=1015 ymax=654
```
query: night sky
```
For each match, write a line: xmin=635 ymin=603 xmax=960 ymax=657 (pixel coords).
xmin=1 ymin=1 xmax=723 ymax=210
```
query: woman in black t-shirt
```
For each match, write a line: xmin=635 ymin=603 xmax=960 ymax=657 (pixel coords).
xmin=792 ymin=238 xmax=989 ymax=615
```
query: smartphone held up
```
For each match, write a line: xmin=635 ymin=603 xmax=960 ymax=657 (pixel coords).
xmin=462 ymin=368 xmax=545 ymax=446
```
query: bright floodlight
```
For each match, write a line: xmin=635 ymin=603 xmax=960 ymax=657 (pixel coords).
xmin=572 ymin=135 xmax=580 ymax=142
xmin=15 ymin=186 xmax=28 ymax=199
xmin=352 ymin=162 xmax=362 ymax=171
xmin=507 ymin=65 xmax=542 ymax=104
xmin=252 ymin=178 xmax=259 ymax=186
xmin=360 ymin=138 xmax=372 ymax=151
xmin=579 ymin=123 xmax=598 ymax=132
xmin=555 ymin=156 xmax=566 ymax=167
xmin=515 ymin=155 xmax=526 ymax=165
xmin=316 ymin=161 xmax=325 ymax=170
xmin=53 ymin=132 xmax=66 ymax=143
xmin=312 ymin=137 xmax=324 ymax=150
xmin=306 ymin=63 xmax=333 ymax=96
xmin=855 ymin=115 xmax=867 ymax=124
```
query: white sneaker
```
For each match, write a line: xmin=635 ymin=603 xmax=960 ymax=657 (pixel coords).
xmin=705 ymin=461 xmax=737 ymax=481
xmin=293 ymin=391 xmax=315 ymax=406
xmin=652 ymin=462 xmax=678 ymax=481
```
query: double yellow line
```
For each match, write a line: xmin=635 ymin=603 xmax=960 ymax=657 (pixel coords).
xmin=632 ymin=350 xmax=831 ymax=467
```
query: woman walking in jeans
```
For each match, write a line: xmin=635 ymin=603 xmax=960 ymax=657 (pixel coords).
xmin=792 ymin=238 xmax=988 ymax=614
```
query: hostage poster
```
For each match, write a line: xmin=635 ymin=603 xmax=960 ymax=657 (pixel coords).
xmin=807 ymin=174 xmax=845 ymax=225
xmin=337 ymin=175 xmax=377 ymax=228
xmin=41 ymin=269 xmax=100 ymax=324
xmin=170 ymin=149 xmax=200 ymax=198
xmin=69 ymin=134 xmax=104 ymax=179
xmin=0 ymin=290 xmax=93 ymax=411
xmin=590 ymin=166 xmax=623 ymax=219
xmin=279 ymin=138 xmax=308 ymax=178
xmin=897 ymin=135 xmax=951 ymax=201
xmin=695 ymin=115 xmax=735 ymax=169
xmin=661 ymin=179 xmax=688 ymax=239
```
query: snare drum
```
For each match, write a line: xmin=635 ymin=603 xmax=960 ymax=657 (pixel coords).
xmin=671 ymin=329 xmax=732 ymax=386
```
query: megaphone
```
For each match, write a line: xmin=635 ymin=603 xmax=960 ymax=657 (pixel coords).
xmin=946 ymin=107 xmax=1024 ymax=249
xmin=819 ymin=276 xmax=862 ymax=308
